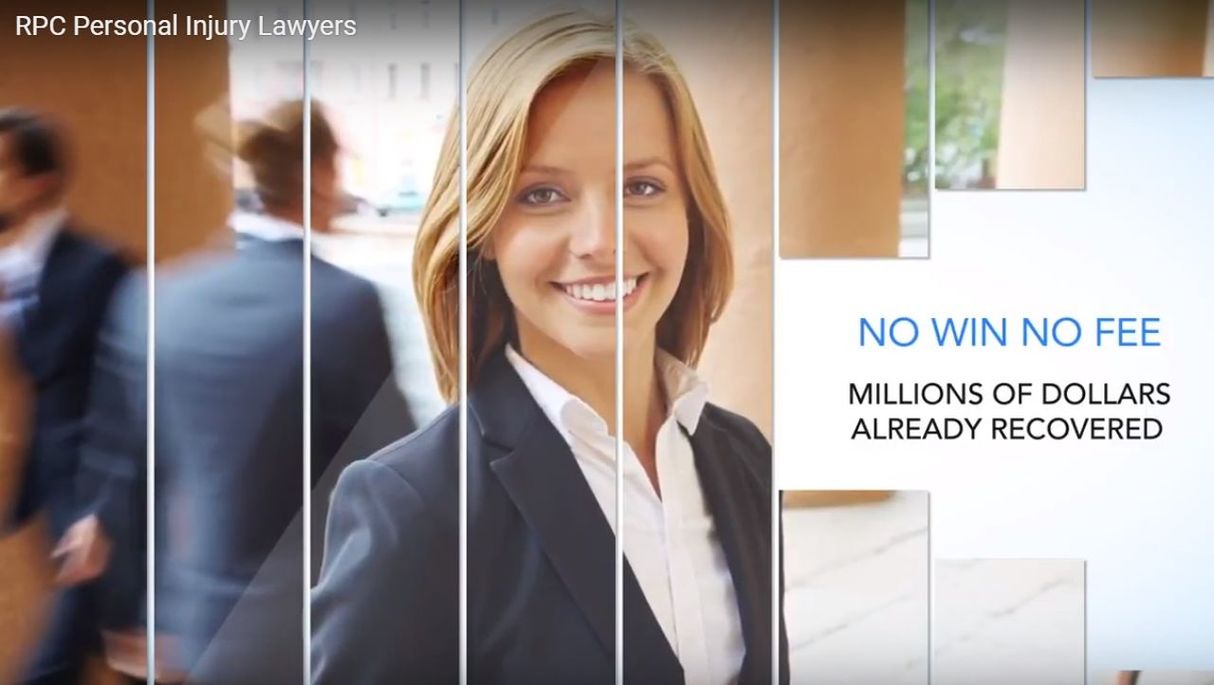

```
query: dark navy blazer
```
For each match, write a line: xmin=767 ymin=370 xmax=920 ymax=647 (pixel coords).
xmin=7 ymin=226 xmax=127 ymax=534
xmin=312 ymin=350 xmax=789 ymax=684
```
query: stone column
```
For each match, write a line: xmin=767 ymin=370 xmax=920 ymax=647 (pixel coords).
xmin=995 ymin=0 xmax=1086 ymax=189
xmin=155 ymin=0 xmax=234 ymax=262
xmin=1092 ymin=0 xmax=1210 ymax=77
xmin=779 ymin=0 xmax=905 ymax=258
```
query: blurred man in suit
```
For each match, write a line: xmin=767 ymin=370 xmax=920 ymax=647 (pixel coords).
xmin=72 ymin=272 xmax=149 ymax=683
xmin=87 ymin=100 xmax=411 ymax=683
xmin=0 ymin=108 xmax=132 ymax=683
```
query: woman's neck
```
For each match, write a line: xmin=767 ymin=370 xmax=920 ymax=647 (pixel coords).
xmin=516 ymin=329 xmax=666 ymax=483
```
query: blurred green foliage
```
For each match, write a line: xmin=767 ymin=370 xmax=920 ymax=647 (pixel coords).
xmin=904 ymin=0 xmax=930 ymax=196
xmin=933 ymin=0 xmax=1008 ymax=189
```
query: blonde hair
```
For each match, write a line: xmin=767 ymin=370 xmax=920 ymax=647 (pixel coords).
xmin=414 ymin=10 xmax=733 ymax=402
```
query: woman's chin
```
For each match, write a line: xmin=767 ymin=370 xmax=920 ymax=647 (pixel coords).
xmin=561 ymin=340 xmax=619 ymax=365
xmin=556 ymin=332 xmax=659 ymax=365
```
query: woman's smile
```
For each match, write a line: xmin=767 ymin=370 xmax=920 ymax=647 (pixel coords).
xmin=551 ymin=272 xmax=650 ymax=315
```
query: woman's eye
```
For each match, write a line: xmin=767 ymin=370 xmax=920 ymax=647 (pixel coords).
xmin=625 ymin=179 xmax=664 ymax=198
xmin=519 ymin=187 xmax=567 ymax=206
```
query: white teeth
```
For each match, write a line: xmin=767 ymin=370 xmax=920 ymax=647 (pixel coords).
xmin=562 ymin=276 xmax=639 ymax=302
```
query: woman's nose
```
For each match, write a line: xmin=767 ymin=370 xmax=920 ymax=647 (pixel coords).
xmin=567 ymin=195 xmax=616 ymax=260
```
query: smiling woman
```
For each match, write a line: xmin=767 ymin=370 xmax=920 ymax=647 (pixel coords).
xmin=311 ymin=8 xmax=785 ymax=685
xmin=412 ymin=15 xmax=733 ymax=406
xmin=486 ymin=66 xmax=697 ymax=393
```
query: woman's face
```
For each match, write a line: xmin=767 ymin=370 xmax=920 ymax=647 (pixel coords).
xmin=489 ymin=65 xmax=690 ymax=364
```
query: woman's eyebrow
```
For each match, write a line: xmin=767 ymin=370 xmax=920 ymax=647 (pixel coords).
xmin=624 ymin=157 xmax=675 ymax=173
xmin=518 ymin=158 xmax=675 ymax=175
xmin=519 ymin=163 xmax=571 ymax=175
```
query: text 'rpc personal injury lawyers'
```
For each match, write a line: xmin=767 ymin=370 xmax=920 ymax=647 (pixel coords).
xmin=848 ymin=381 xmax=1169 ymax=441
xmin=14 ymin=15 xmax=358 ymax=41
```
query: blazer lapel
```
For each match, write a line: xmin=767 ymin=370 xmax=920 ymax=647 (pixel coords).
xmin=472 ymin=352 xmax=684 ymax=683
xmin=689 ymin=416 xmax=774 ymax=685
xmin=484 ymin=410 xmax=615 ymax=652
xmin=16 ymin=229 xmax=75 ymax=371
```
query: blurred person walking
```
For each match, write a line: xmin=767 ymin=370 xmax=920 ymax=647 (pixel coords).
xmin=106 ymin=99 xmax=411 ymax=684
xmin=0 ymin=108 xmax=134 ymax=684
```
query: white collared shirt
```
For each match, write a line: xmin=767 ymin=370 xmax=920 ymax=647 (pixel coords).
xmin=505 ymin=346 xmax=745 ymax=685
xmin=0 ymin=206 xmax=66 ymax=292
xmin=229 ymin=210 xmax=306 ymax=244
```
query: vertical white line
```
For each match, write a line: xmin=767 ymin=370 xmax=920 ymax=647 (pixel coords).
xmin=458 ymin=1 xmax=469 ymax=683
xmin=1082 ymin=560 xmax=1088 ymax=685
xmin=926 ymin=493 xmax=934 ymax=685
xmin=770 ymin=1 xmax=781 ymax=683
xmin=926 ymin=0 xmax=937 ymax=678
xmin=924 ymin=0 xmax=934 ymax=258
xmin=614 ymin=2 xmax=626 ymax=684
xmin=302 ymin=1 xmax=313 ymax=681
xmin=1083 ymin=0 xmax=1090 ymax=193
xmin=145 ymin=1 xmax=156 ymax=682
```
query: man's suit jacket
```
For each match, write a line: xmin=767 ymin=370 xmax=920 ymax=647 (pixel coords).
xmin=7 ymin=225 xmax=128 ymax=535
xmin=75 ymin=273 xmax=150 ymax=632
xmin=124 ymin=237 xmax=411 ymax=681
xmin=312 ymin=349 xmax=790 ymax=684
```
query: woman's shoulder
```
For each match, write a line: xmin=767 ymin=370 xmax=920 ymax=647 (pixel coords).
xmin=343 ymin=403 xmax=462 ymax=510
xmin=699 ymin=402 xmax=770 ymax=450
xmin=698 ymin=402 xmax=773 ymax=487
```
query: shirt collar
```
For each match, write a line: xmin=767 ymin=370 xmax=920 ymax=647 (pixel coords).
xmin=229 ymin=210 xmax=306 ymax=244
xmin=504 ymin=345 xmax=710 ymax=444
xmin=656 ymin=349 xmax=710 ymax=435
xmin=0 ymin=206 xmax=67 ymax=286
